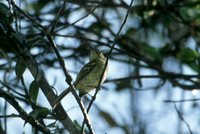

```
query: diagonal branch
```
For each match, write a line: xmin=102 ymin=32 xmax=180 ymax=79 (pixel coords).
xmin=173 ymin=103 xmax=193 ymax=134
xmin=71 ymin=0 xmax=105 ymax=26
xmin=81 ymin=0 xmax=135 ymax=132
xmin=50 ymin=0 xmax=68 ymax=34
xmin=12 ymin=3 xmax=82 ymax=133
xmin=88 ymin=0 xmax=134 ymax=115
xmin=0 ymin=90 xmax=50 ymax=134
xmin=46 ymin=34 xmax=94 ymax=134
xmin=14 ymin=2 xmax=93 ymax=133
xmin=13 ymin=35 xmax=80 ymax=133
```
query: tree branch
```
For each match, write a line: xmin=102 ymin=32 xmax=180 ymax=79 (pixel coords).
xmin=46 ymin=34 xmax=94 ymax=134
xmin=10 ymin=3 xmax=84 ymax=133
xmin=81 ymin=0 xmax=134 ymax=132
xmin=0 ymin=90 xmax=50 ymax=134
xmin=173 ymin=103 xmax=193 ymax=134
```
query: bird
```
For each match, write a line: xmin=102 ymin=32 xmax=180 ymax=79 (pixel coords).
xmin=52 ymin=50 xmax=108 ymax=109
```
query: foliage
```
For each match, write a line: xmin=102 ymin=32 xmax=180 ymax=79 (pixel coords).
xmin=0 ymin=0 xmax=200 ymax=134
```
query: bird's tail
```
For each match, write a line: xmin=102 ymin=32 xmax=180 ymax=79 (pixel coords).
xmin=52 ymin=87 xmax=71 ymax=110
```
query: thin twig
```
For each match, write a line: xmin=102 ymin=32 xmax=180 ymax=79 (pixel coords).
xmin=3 ymin=91 xmax=7 ymax=134
xmin=46 ymin=34 xmax=94 ymax=134
xmin=105 ymin=74 xmax=200 ymax=83
xmin=0 ymin=90 xmax=50 ymax=134
xmin=90 ymin=0 xmax=134 ymax=113
xmin=8 ymin=3 xmax=80 ymax=133
xmin=81 ymin=0 xmax=135 ymax=132
xmin=0 ymin=81 xmax=26 ymax=98
xmin=164 ymin=98 xmax=200 ymax=103
xmin=15 ymin=0 xmax=82 ymax=126
xmin=14 ymin=4 xmax=44 ymax=30
xmin=0 ymin=114 xmax=20 ymax=118
xmin=71 ymin=0 xmax=105 ymax=26
xmin=52 ymin=0 xmax=104 ymax=36
xmin=173 ymin=103 xmax=193 ymax=134
xmin=50 ymin=0 xmax=67 ymax=34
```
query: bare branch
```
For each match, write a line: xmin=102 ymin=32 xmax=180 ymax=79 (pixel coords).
xmin=0 ymin=90 xmax=50 ymax=134
xmin=81 ymin=0 xmax=135 ymax=132
xmin=173 ymin=103 xmax=193 ymax=134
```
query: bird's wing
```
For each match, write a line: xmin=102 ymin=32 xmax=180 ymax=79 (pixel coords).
xmin=74 ymin=60 xmax=97 ymax=85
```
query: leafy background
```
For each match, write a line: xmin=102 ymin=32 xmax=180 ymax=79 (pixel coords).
xmin=0 ymin=0 xmax=200 ymax=134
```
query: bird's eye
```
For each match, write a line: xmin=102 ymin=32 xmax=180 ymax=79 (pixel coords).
xmin=96 ymin=51 xmax=100 ymax=55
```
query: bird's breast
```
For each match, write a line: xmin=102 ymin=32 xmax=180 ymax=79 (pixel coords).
xmin=76 ymin=62 xmax=107 ymax=92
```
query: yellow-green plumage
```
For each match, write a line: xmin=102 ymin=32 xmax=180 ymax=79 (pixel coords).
xmin=53 ymin=50 xmax=108 ymax=109
xmin=75 ymin=50 xmax=107 ymax=96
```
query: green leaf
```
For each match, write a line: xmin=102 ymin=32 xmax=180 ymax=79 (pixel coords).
xmin=73 ymin=120 xmax=89 ymax=133
xmin=15 ymin=59 xmax=26 ymax=79
xmin=99 ymin=111 xmax=117 ymax=127
xmin=0 ymin=3 xmax=9 ymax=15
xmin=29 ymin=80 xmax=39 ymax=103
xmin=29 ymin=107 xmax=50 ymax=120
xmin=126 ymin=27 xmax=136 ymax=37
xmin=73 ymin=120 xmax=82 ymax=129
xmin=115 ymin=80 xmax=132 ymax=91
xmin=31 ymin=1 xmax=52 ymax=13
xmin=11 ymin=32 xmax=27 ymax=47
xmin=177 ymin=48 xmax=199 ymax=62
xmin=187 ymin=62 xmax=199 ymax=72
xmin=141 ymin=44 xmax=162 ymax=61
xmin=89 ymin=21 xmax=110 ymax=33
xmin=0 ymin=3 xmax=12 ymax=24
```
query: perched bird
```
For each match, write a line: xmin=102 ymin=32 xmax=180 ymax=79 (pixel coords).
xmin=53 ymin=50 xmax=108 ymax=109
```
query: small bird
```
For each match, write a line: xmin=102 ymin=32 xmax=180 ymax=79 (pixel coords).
xmin=53 ymin=50 xmax=108 ymax=109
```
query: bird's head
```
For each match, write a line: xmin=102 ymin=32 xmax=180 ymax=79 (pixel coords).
xmin=90 ymin=50 xmax=106 ymax=61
